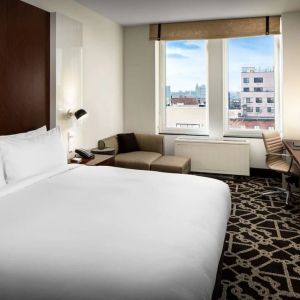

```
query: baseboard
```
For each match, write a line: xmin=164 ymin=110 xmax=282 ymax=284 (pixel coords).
xmin=192 ymin=168 xmax=281 ymax=179
xmin=250 ymin=168 xmax=281 ymax=178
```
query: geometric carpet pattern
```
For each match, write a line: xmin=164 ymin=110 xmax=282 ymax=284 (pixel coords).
xmin=215 ymin=176 xmax=300 ymax=300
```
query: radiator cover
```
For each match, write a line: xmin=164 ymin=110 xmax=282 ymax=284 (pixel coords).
xmin=175 ymin=137 xmax=250 ymax=176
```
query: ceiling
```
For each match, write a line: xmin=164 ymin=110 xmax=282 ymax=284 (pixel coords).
xmin=75 ymin=0 xmax=300 ymax=26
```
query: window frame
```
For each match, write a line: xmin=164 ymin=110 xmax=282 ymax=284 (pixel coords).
xmin=158 ymin=40 xmax=209 ymax=135
xmin=223 ymin=35 xmax=281 ymax=138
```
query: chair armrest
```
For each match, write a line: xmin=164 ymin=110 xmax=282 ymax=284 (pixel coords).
xmin=266 ymin=152 xmax=294 ymax=173
xmin=102 ymin=135 xmax=119 ymax=154
xmin=135 ymin=134 xmax=164 ymax=155
xmin=266 ymin=152 xmax=290 ymax=158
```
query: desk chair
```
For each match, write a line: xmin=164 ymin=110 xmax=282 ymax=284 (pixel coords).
xmin=262 ymin=131 xmax=300 ymax=206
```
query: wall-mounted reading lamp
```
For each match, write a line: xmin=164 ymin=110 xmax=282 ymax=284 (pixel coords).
xmin=66 ymin=108 xmax=88 ymax=120
xmin=66 ymin=108 xmax=88 ymax=153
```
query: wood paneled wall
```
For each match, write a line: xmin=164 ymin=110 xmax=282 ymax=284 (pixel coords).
xmin=0 ymin=0 xmax=50 ymax=135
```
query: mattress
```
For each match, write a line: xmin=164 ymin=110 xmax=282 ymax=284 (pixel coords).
xmin=0 ymin=165 xmax=231 ymax=300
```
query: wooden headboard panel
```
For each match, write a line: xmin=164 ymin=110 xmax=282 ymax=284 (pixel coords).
xmin=0 ymin=0 xmax=50 ymax=135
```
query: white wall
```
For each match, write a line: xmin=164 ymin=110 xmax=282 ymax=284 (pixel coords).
xmin=282 ymin=11 xmax=300 ymax=140
xmin=123 ymin=26 xmax=156 ymax=133
xmin=23 ymin=0 xmax=123 ymax=148
xmin=54 ymin=13 xmax=83 ymax=153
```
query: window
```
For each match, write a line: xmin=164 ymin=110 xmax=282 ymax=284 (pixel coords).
xmin=254 ymin=77 xmax=263 ymax=83
xmin=159 ymin=40 xmax=208 ymax=134
xmin=225 ymin=35 xmax=279 ymax=134
xmin=243 ymin=78 xmax=249 ymax=83
xmin=254 ymin=87 xmax=263 ymax=92
xmin=245 ymin=98 xmax=252 ymax=103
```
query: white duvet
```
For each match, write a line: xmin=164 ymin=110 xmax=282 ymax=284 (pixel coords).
xmin=0 ymin=165 xmax=231 ymax=300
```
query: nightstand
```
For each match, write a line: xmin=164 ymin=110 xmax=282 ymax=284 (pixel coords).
xmin=70 ymin=154 xmax=115 ymax=166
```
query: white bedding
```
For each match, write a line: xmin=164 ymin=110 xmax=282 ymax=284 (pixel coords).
xmin=0 ymin=166 xmax=231 ymax=300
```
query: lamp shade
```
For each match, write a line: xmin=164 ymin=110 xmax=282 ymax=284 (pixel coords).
xmin=74 ymin=109 xmax=87 ymax=120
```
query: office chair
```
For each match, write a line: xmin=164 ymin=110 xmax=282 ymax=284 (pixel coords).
xmin=262 ymin=131 xmax=300 ymax=206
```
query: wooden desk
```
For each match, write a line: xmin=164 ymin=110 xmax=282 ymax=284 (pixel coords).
xmin=283 ymin=140 xmax=300 ymax=167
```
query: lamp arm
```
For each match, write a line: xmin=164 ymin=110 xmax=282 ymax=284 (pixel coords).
xmin=66 ymin=109 xmax=73 ymax=118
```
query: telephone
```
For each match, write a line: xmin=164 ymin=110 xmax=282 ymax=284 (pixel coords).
xmin=75 ymin=149 xmax=95 ymax=159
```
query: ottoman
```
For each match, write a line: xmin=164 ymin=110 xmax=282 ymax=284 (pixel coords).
xmin=151 ymin=155 xmax=191 ymax=174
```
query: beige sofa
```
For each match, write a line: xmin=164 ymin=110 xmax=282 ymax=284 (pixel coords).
xmin=102 ymin=134 xmax=164 ymax=170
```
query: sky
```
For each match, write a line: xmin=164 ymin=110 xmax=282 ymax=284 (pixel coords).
xmin=166 ymin=40 xmax=206 ymax=91
xmin=166 ymin=36 xmax=275 ymax=92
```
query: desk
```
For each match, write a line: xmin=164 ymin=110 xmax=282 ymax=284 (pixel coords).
xmin=283 ymin=140 xmax=300 ymax=167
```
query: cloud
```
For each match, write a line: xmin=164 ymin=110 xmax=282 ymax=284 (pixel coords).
xmin=167 ymin=53 xmax=189 ymax=59
xmin=167 ymin=41 xmax=201 ymax=50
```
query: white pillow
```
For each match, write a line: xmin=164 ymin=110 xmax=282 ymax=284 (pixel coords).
xmin=0 ymin=126 xmax=47 ymax=187
xmin=0 ymin=127 xmax=67 ymax=183
xmin=0 ymin=126 xmax=47 ymax=140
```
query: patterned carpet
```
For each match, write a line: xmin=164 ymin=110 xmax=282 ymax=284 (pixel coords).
xmin=214 ymin=176 xmax=300 ymax=300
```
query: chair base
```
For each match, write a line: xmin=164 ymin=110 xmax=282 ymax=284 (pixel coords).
xmin=262 ymin=186 xmax=300 ymax=207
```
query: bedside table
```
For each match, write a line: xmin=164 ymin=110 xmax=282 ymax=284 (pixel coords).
xmin=70 ymin=154 xmax=115 ymax=166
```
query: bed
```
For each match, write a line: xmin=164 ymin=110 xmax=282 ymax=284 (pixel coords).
xmin=0 ymin=162 xmax=230 ymax=300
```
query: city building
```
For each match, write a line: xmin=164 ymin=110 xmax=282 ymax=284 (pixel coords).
xmin=195 ymin=83 xmax=206 ymax=100
xmin=170 ymin=97 xmax=199 ymax=106
xmin=167 ymin=84 xmax=207 ymax=107
xmin=165 ymin=85 xmax=171 ymax=105
xmin=240 ymin=67 xmax=275 ymax=120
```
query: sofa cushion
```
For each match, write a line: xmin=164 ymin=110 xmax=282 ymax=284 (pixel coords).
xmin=115 ymin=151 xmax=162 ymax=170
xmin=117 ymin=133 xmax=140 ymax=153
xmin=135 ymin=134 xmax=164 ymax=154
xmin=151 ymin=155 xmax=191 ymax=174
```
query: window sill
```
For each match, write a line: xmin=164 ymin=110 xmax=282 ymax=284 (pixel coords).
xmin=224 ymin=134 xmax=263 ymax=139
xmin=223 ymin=130 xmax=265 ymax=138
xmin=159 ymin=132 xmax=209 ymax=136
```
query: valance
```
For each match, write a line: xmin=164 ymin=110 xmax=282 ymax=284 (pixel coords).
xmin=149 ymin=16 xmax=281 ymax=41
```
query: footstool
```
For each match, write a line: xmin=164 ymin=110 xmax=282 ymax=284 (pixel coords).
xmin=150 ymin=155 xmax=191 ymax=174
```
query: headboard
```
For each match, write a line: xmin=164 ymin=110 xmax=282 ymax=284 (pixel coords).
xmin=0 ymin=0 xmax=50 ymax=135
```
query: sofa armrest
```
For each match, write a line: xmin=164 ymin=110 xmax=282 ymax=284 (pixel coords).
xmin=135 ymin=134 xmax=164 ymax=155
xmin=102 ymin=135 xmax=119 ymax=154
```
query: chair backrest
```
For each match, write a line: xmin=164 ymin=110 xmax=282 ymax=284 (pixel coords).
xmin=262 ymin=131 xmax=283 ymax=166
xmin=135 ymin=134 xmax=164 ymax=155
xmin=102 ymin=133 xmax=165 ymax=155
